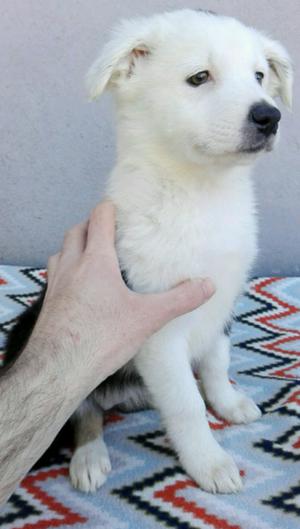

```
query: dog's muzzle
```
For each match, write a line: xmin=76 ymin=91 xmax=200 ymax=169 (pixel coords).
xmin=248 ymin=102 xmax=281 ymax=137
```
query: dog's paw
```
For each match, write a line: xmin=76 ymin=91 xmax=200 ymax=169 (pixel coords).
xmin=190 ymin=446 xmax=242 ymax=494
xmin=216 ymin=393 xmax=262 ymax=424
xmin=69 ymin=439 xmax=111 ymax=493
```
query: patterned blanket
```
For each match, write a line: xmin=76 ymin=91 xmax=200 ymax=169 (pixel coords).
xmin=0 ymin=266 xmax=299 ymax=529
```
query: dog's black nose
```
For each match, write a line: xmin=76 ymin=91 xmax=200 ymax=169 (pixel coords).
xmin=249 ymin=103 xmax=281 ymax=136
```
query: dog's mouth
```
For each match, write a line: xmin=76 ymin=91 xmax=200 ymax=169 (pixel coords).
xmin=193 ymin=131 xmax=276 ymax=161
xmin=238 ymin=133 xmax=276 ymax=154
xmin=239 ymin=142 xmax=268 ymax=154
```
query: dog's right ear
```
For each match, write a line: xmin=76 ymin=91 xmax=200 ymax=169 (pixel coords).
xmin=87 ymin=19 xmax=154 ymax=100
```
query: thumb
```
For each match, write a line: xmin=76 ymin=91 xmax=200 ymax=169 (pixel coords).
xmin=143 ymin=278 xmax=216 ymax=332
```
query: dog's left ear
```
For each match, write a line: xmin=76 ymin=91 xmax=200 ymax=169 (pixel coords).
xmin=262 ymin=37 xmax=293 ymax=109
xmin=87 ymin=19 xmax=153 ymax=100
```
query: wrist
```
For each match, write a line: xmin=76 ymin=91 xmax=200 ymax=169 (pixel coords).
xmin=18 ymin=321 xmax=90 ymax=409
xmin=22 ymin=303 xmax=130 ymax=401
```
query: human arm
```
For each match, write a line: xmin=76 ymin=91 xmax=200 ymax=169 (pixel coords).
xmin=0 ymin=201 xmax=215 ymax=505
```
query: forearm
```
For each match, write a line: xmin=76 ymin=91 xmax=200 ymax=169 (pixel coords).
xmin=0 ymin=201 xmax=214 ymax=506
xmin=0 ymin=331 xmax=87 ymax=506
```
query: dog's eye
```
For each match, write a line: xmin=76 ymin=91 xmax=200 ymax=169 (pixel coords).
xmin=187 ymin=70 xmax=211 ymax=86
xmin=255 ymin=71 xmax=264 ymax=84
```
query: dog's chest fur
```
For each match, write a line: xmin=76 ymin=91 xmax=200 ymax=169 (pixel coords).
xmin=108 ymin=162 xmax=257 ymax=354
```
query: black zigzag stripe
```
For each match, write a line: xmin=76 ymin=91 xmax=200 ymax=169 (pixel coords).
xmin=259 ymin=381 xmax=299 ymax=418
xmin=235 ymin=289 xmax=297 ymax=380
xmin=235 ymin=291 xmax=280 ymax=358
xmin=254 ymin=439 xmax=293 ymax=461
xmin=0 ymin=493 xmax=41 ymax=525
xmin=20 ymin=267 xmax=47 ymax=287
xmin=241 ymin=358 xmax=296 ymax=380
xmin=262 ymin=483 xmax=300 ymax=516
xmin=7 ymin=291 xmax=42 ymax=309
xmin=236 ymin=291 xmax=277 ymax=330
xmin=254 ymin=428 xmax=300 ymax=462
xmin=275 ymin=424 xmax=300 ymax=445
xmin=0 ymin=316 xmax=20 ymax=336
xmin=129 ymin=429 xmax=175 ymax=457
xmin=113 ymin=465 xmax=195 ymax=529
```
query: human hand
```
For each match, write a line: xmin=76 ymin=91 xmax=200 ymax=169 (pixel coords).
xmin=31 ymin=201 xmax=215 ymax=395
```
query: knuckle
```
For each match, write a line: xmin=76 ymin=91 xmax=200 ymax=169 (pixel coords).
xmin=47 ymin=253 xmax=59 ymax=267
xmin=91 ymin=205 xmax=102 ymax=222
xmin=63 ymin=231 xmax=72 ymax=244
xmin=69 ymin=225 xmax=79 ymax=236
xmin=63 ymin=225 xmax=78 ymax=245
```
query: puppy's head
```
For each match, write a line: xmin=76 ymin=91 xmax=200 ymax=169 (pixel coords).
xmin=87 ymin=10 xmax=292 ymax=165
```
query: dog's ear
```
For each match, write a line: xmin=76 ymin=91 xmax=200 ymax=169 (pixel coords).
xmin=262 ymin=37 xmax=293 ymax=109
xmin=87 ymin=19 xmax=153 ymax=100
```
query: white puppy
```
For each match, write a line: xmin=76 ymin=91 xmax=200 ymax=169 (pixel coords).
xmin=70 ymin=9 xmax=292 ymax=494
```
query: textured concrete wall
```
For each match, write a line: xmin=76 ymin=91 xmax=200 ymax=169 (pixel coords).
xmin=0 ymin=0 xmax=299 ymax=275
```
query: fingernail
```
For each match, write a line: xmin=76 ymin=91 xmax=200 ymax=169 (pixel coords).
xmin=202 ymin=278 xmax=216 ymax=298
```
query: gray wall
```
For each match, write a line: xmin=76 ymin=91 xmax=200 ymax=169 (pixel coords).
xmin=0 ymin=0 xmax=299 ymax=275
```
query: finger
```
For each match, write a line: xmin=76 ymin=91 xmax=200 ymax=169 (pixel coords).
xmin=85 ymin=200 xmax=116 ymax=256
xmin=61 ymin=221 xmax=88 ymax=261
xmin=143 ymin=278 xmax=216 ymax=330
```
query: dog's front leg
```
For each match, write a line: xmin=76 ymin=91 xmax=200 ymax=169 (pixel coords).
xmin=135 ymin=335 xmax=242 ymax=493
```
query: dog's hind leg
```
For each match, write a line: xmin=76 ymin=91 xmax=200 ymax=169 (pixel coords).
xmin=200 ymin=333 xmax=261 ymax=424
xmin=69 ymin=399 xmax=111 ymax=493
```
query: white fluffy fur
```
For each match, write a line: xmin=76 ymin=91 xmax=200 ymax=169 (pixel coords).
xmin=83 ymin=10 xmax=292 ymax=493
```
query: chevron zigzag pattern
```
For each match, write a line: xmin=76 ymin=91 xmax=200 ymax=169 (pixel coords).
xmin=0 ymin=266 xmax=299 ymax=529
